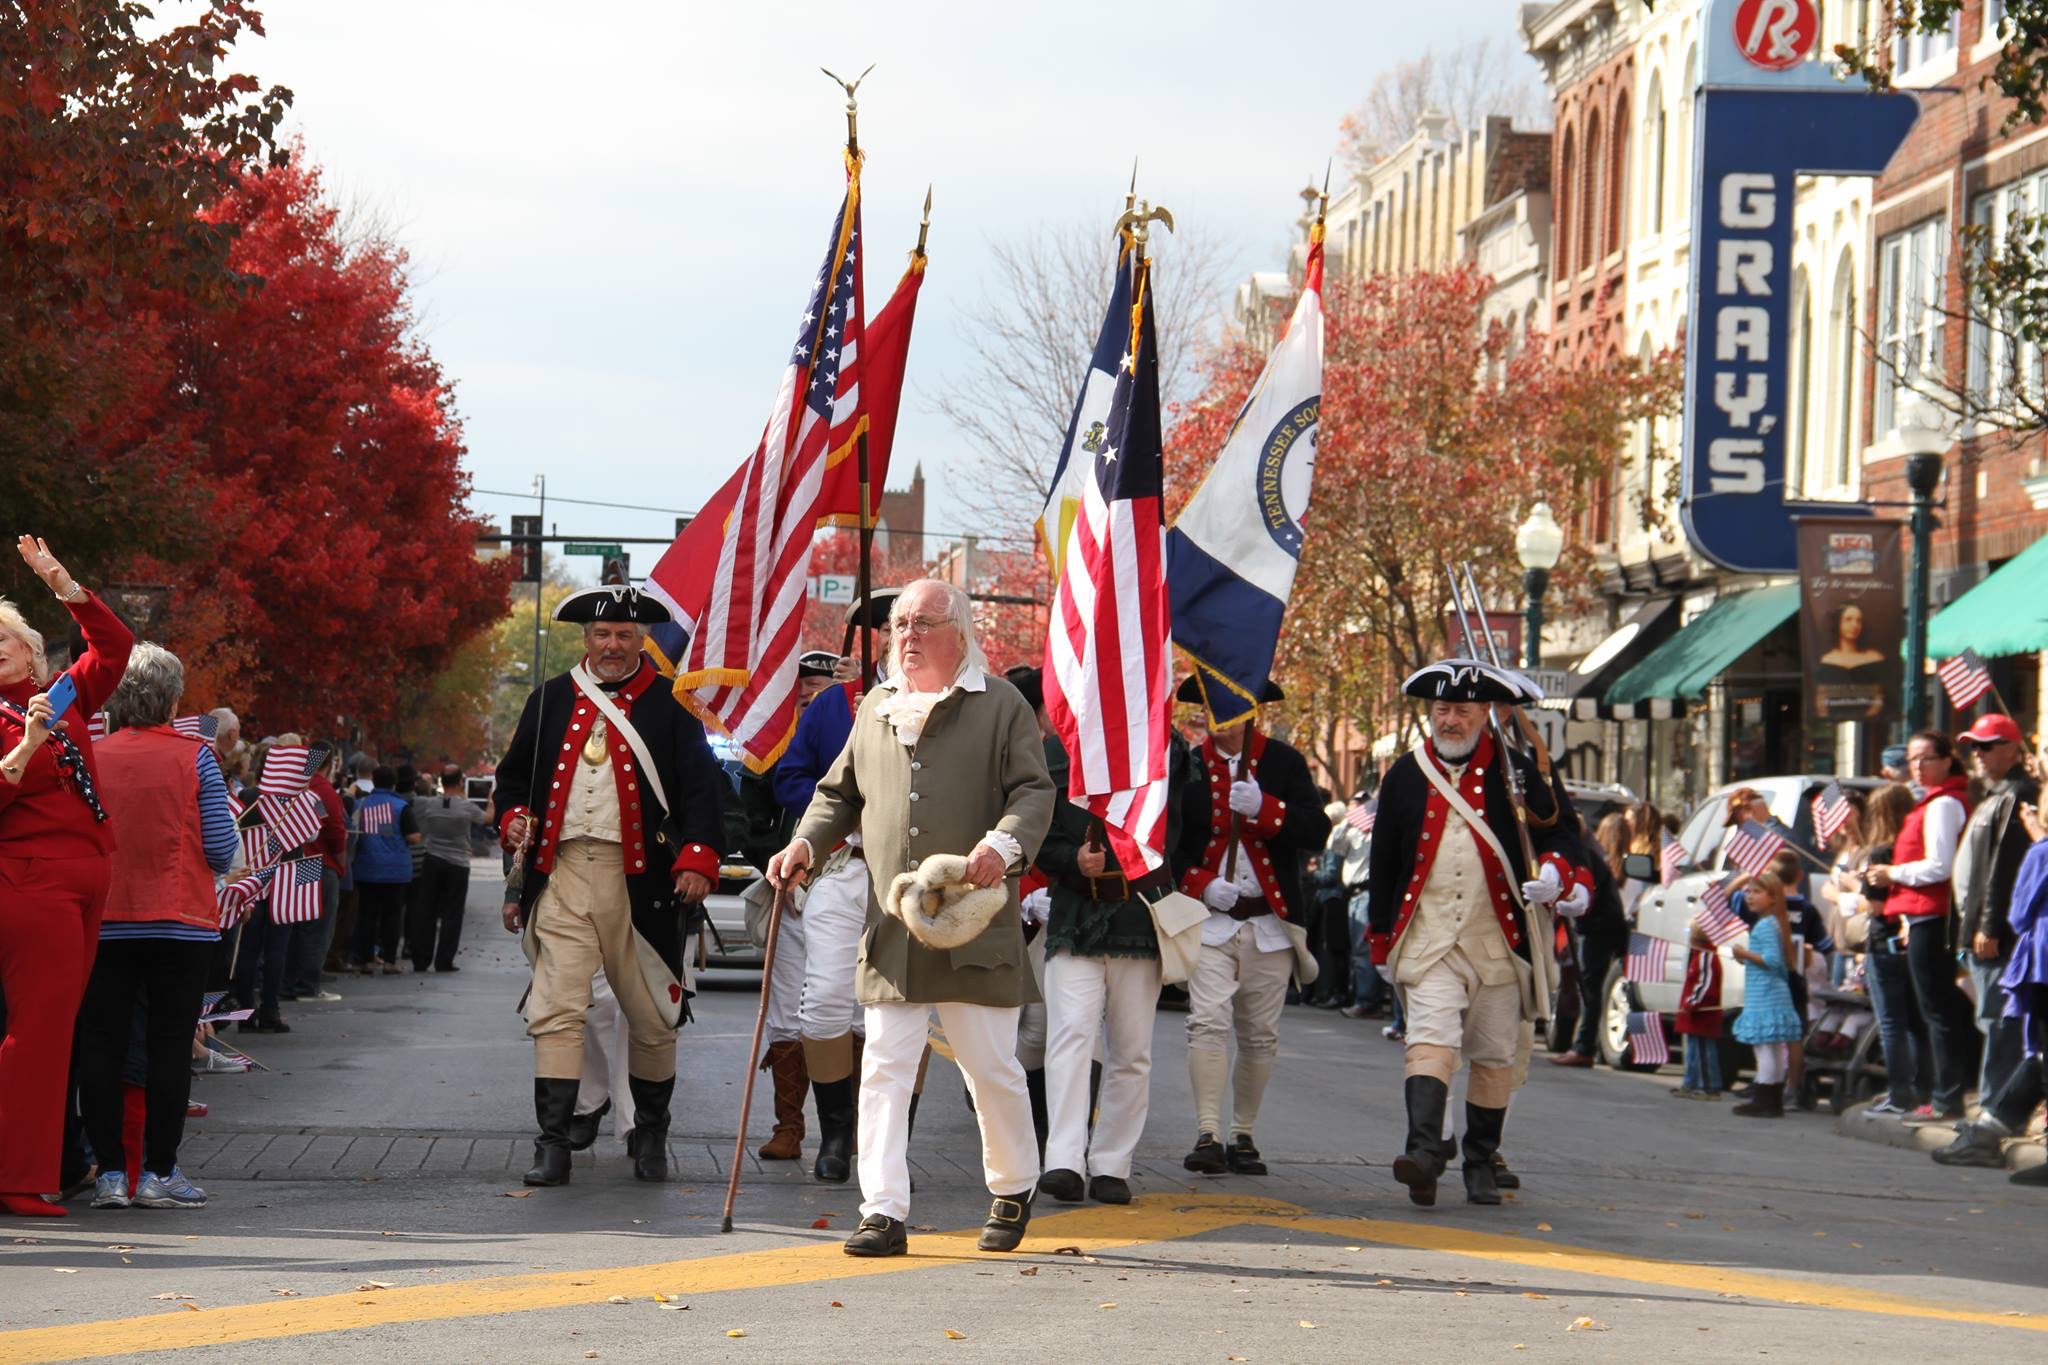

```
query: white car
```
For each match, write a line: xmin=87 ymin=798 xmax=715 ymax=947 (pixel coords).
xmin=1594 ymin=775 xmax=1886 ymax=1068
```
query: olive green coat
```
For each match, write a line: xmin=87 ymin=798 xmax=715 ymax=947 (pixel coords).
xmin=793 ymin=671 xmax=1055 ymax=1007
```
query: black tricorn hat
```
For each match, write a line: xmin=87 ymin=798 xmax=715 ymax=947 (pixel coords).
xmin=553 ymin=585 xmax=672 ymax=625
xmin=797 ymin=649 xmax=840 ymax=680
xmin=1003 ymin=665 xmax=1044 ymax=712
xmin=843 ymin=586 xmax=903 ymax=630
xmin=1174 ymin=674 xmax=1284 ymax=706
xmin=1401 ymin=658 xmax=1522 ymax=703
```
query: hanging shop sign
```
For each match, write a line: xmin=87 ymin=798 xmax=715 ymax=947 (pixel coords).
xmin=1681 ymin=0 xmax=1918 ymax=574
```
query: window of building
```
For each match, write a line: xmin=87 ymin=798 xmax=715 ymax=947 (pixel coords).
xmin=1967 ymin=168 xmax=2046 ymax=411
xmin=1583 ymin=112 xmax=1604 ymax=269
xmin=1829 ymin=249 xmax=1859 ymax=488
xmin=1557 ymin=130 xmax=1576 ymax=279
xmin=1645 ymin=72 xmax=1667 ymax=234
xmin=1892 ymin=9 xmax=1958 ymax=72
xmin=1609 ymin=95 xmax=1630 ymax=256
xmin=1788 ymin=268 xmax=1812 ymax=494
xmin=1874 ymin=216 xmax=1948 ymax=433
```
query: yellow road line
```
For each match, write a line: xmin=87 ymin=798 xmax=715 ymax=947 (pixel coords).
xmin=2 ymin=1195 xmax=2040 ymax=1363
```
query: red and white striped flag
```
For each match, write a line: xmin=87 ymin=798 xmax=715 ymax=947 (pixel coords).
xmin=171 ymin=714 xmax=219 ymax=742
xmin=1626 ymin=1010 xmax=1670 ymax=1066
xmin=1659 ymin=835 xmax=1685 ymax=885
xmin=269 ymin=857 xmax=326 ymax=925
xmin=1696 ymin=875 xmax=1747 ymax=946
xmin=1937 ymin=648 xmax=1994 ymax=712
xmin=1043 ymin=242 xmax=1172 ymax=875
xmin=257 ymin=791 xmax=324 ymax=856
xmin=87 ymin=711 xmax=108 ymax=743
xmin=258 ymin=744 xmax=327 ymax=800
xmin=357 ymin=802 xmax=396 ymax=835
xmin=1345 ymin=800 xmax=1378 ymax=835
xmin=1625 ymin=931 xmax=1670 ymax=984
xmin=217 ymin=866 xmax=275 ymax=927
xmin=672 ymin=155 xmax=867 ymax=771
xmin=1724 ymin=819 xmax=1786 ymax=877
xmin=1813 ymin=782 xmax=1852 ymax=847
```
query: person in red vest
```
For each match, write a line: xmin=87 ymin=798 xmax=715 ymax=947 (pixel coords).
xmin=1864 ymin=730 xmax=1978 ymax=1123
xmin=77 ymin=642 xmax=238 ymax=1210
xmin=0 ymin=535 xmax=134 ymax=1218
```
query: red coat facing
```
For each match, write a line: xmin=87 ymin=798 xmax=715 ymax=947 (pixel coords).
xmin=1178 ymin=730 xmax=1295 ymax=917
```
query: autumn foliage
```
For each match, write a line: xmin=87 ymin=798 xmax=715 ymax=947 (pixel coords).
xmin=1166 ymin=263 xmax=1680 ymax=779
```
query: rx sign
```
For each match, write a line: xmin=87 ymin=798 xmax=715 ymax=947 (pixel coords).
xmin=1681 ymin=0 xmax=1918 ymax=574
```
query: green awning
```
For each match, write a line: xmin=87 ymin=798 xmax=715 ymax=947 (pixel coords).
xmin=1928 ymin=533 xmax=2048 ymax=660
xmin=1604 ymin=583 xmax=1800 ymax=706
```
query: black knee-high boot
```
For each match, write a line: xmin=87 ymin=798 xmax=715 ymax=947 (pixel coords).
xmin=1391 ymin=1076 xmax=1452 ymax=1207
xmin=1461 ymin=1104 xmax=1506 ymax=1206
xmin=524 ymin=1078 xmax=580 ymax=1187
xmin=812 ymin=1077 xmax=855 ymax=1183
xmin=626 ymin=1076 xmax=674 ymax=1182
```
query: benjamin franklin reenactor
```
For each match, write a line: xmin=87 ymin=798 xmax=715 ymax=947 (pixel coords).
xmin=495 ymin=586 xmax=726 ymax=1187
xmin=1367 ymin=659 xmax=1585 ymax=1207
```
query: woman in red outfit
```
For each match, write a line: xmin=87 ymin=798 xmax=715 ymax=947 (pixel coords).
xmin=0 ymin=536 xmax=135 ymax=1217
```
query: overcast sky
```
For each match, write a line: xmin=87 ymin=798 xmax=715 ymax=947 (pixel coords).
xmin=252 ymin=0 xmax=1537 ymax=578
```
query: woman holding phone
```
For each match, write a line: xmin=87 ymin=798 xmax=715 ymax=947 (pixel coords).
xmin=0 ymin=535 xmax=135 ymax=1216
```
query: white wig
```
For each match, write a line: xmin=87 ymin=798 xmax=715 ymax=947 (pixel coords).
xmin=883 ymin=579 xmax=987 ymax=680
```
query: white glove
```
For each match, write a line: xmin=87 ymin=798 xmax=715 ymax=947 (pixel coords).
xmin=1521 ymin=862 xmax=1562 ymax=907
xmin=1202 ymin=878 xmax=1242 ymax=913
xmin=1228 ymin=780 xmax=1264 ymax=818
xmin=1020 ymin=887 xmax=1051 ymax=926
xmin=1554 ymin=881 xmax=1590 ymax=919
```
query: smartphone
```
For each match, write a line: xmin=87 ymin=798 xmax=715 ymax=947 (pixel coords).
xmin=44 ymin=674 xmax=78 ymax=725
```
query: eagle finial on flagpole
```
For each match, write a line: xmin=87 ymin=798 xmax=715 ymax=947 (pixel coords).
xmin=820 ymin=64 xmax=875 ymax=154
xmin=1114 ymin=199 xmax=1175 ymax=256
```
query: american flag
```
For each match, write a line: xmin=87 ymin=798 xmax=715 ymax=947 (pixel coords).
xmin=1659 ymin=835 xmax=1685 ymax=885
xmin=1627 ymin=1010 xmax=1670 ymax=1066
xmin=358 ymin=801 xmax=396 ymax=835
xmin=672 ymin=158 xmax=866 ymax=770
xmin=217 ymin=866 xmax=275 ymax=927
xmin=258 ymin=743 xmax=327 ymax=800
xmin=1937 ymin=648 xmax=1994 ymax=712
xmin=1043 ymin=242 xmax=1172 ymax=876
xmin=1724 ymin=819 xmax=1786 ymax=877
xmin=1696 ymin=874 xmax=1748 ymax=946
xmin=269 ymin=856 xmax=326 ymax=925
xmin=241 ymin=822 xmax=287 ymax=871
xmin=257 ymin=791 xmax=324 ymax=856
xmin=87 ymin=711 xmax=108 ymax=743
xmin=171 ymin=714 xmax=219 ymax=742
xmin=1625 ymin=931 xmax=1669 ymax=984
xmin=1813 ymin=782 xmax=1852 ymax=847
xmin=1345 ymin=800 xmax=1377 ymax=835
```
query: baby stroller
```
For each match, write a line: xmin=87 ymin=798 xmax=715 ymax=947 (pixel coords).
xmin=1798 ymin=987 xmax=1886 ymax=1114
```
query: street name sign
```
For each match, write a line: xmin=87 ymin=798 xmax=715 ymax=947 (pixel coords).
xmin=561 ymin=542 xmax=624 ymax=557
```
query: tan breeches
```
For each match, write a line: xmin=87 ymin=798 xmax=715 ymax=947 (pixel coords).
xmin=526 ymin=840 xmax=677 ymax=1081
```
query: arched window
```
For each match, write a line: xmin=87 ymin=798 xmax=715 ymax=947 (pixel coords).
xmin=1582 ymin=112 xmax=1604 ymax=273
xmin=1675 ymin=45 xmax=1697 ymax=213
xmin=1557 ymin=129 xmax=1576 ymax=280
xmin=1788 ymin=268 xmax=1813 ymax=495
xmin=1635 ymin=335 xmax=1658 ymax=522
xmin=1829 ymin=249 xmax=1859 ymax=490
xmin=1609 ymin=94 xmax=1630 ymax=257
xmin=1645 ymin=71 xmax=1667 ymax=234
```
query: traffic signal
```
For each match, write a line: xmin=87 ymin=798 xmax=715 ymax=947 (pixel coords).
xmin=509 ymin=515 xmax=542 ymax=583
xmin=601 ymin=554 xmax=631 ymax=586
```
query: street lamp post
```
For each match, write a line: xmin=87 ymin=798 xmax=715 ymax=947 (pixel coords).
xmin=1515 ymin=502 xmax=1565 ymax=670
xmin=1897 ymin=395 xmax=1948 ymax=735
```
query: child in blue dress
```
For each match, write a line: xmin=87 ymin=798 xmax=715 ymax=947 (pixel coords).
xmin=1731 ymin=871 xmax=1804 ymax=1119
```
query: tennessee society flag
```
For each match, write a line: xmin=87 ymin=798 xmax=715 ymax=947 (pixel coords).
xmin=1165 ymin=222 xmax=1324 ymax=727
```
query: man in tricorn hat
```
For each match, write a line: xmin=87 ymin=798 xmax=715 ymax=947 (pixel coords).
xmin=1171 ymin=675 xmax=1330 ymax=1179
xmin=494 ymin=584 xmax=727 ymax=1187
xmin=1366 ymin=658 xmax=1587 ymax=1207
xmin=771 ymin=587 xmax=899 ymax=1183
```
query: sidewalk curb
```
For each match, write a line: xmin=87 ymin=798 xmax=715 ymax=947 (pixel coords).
xmin=1835 ymin=1101 xmax=2046 ymax=1171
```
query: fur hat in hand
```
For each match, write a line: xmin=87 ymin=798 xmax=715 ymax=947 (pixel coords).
xmin=884 ymin=853 xmax=1007 ymax=949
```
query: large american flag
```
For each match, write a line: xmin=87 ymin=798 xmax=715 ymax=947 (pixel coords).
xmin=1937 ymin=648 xmax=1994 ymax=712
xmin=1043 ymin=245 xmax=1172 ymax=875
xmin=673 ymin=159 xmax=866 ymax=770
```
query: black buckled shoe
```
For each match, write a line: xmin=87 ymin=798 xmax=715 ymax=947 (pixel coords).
xmin=1087 ymin=1175 xmax=1131 ymax=1205
xmin=1183 ymin=1132 xmax=1227 ymax=1174
xmin=977 ymin=1190 xmax=1035 ymax=1252
xmin=842 ymin=1213 xmax=908 ymax=1257
xmin=1038 ymin=1167 xmax=1085 ymax=1203
xmin=566 ymin=1098 xmax=610 ymax=1153
xmin=625 ymin=1076 xmax=674 ymax=1182
xmin=523 ymin=1078 xmax=580 ymax=1187
xmin=1225 ymin=1135 xmax=1267 ymax=1175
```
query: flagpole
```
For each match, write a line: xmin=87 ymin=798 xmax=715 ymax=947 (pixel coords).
xmin=824 ymin=65 xmax=878 ymax=680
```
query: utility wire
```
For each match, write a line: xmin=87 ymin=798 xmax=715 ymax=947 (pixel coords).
xmin=472 ymin=486 xmax=1041 ymax=547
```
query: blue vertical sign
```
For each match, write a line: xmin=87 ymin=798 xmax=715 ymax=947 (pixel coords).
xmin=1681 ymin=0 xmax=1918 ymax=574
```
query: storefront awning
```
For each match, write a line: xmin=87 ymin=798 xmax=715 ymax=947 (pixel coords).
xmin=1546 ymin=597 xmax=1679 ymax=719
xmin=1927 ymin=534 xmax=2048 ymax=660
xmin=1604 ymin=583 xmax=1799 ymax=716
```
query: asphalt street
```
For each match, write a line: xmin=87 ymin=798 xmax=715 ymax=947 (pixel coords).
xmin=2 ymin=863 xmax=2044 ymax=1364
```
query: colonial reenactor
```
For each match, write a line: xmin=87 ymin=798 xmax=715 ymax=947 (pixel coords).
xmin=1171 ymin=678 xmax=1331 ymax=1178
xmin=772 ymin=590 xmax=898 ymax=1183
xmin=1024 ymin=665 xmax=1173 ymax=1207
xmin=767 ymin=578 xmax=1054 ymax=1258
xmin=495 ymin=585 xmax=726 ymax=1187
xmin=1366 ymin=659 xmax=1586 ymax=1207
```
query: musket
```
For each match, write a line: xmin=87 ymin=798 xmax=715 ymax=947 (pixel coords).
xmin=1445 ymin=565 xmax=1539 ymax=872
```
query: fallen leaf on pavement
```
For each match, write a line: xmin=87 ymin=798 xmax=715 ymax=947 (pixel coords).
xmin=632 ymin=1219 xmax=648 ymax=1225
xmin=1521 ymin=1292 xmax=1549 ymax=1300
xmin=1536 ymin=1223 xmax=1553 ymax=1232
xmin=270 ymin=1289 xmax=300 ymax=1297
xmin=653 ymin=1292 xmax=671 ymax=1303
xmin=1374 ymin=1278 xmax=1395 ymax=1286
xmin=943 ymin=1329 xmax=966 ymax=1340
xmin=607 ymin=1295 xmax=629 ymax=1305
xmin=1099 ymin=1302 xmax=1117 ymax=1310
xmin=1018 ymin=1267 xmax=1039 ymax=1277
xmin=584 ymin=1352 xmax=598 ymax=1359
xmin=726 ymin=1329 xmax=747 ymax=1338
xmin=1299 ymin=1319 xmax=1319 ymax=1328
xmin=52 ymin=1269 xmax=77 ymax=1274
xmin=12 ymin=1238 xmax=41 ymax=1245
xmin=1050 ymin=1245 xmax=1084 ymax=1256
xmin=1567 ymin=1316 xmax=1609 ymax=1332
xmin=500 ymin=1190 xmax=534 ymax=1199
xmin=105 ymin=1244 xmax=135 ymax=1253
xmin=811 ymin=1218 xmax=831 ymax=1229
xmin=182 ymin=1304 xmax=200 ymax=1313
xmin=149 ymin=1293 xmax=193 ymax=1301
xmin=829 ymin=1301 xmax=842 ymax=1308
xmin=1454 ymin=1291 xmax=1470 ymax=1298
xmin=1684 ymin=1212 xmax=1702 ymax=1220
xmin=354 ymin=1281 xmax=394 ymax=1291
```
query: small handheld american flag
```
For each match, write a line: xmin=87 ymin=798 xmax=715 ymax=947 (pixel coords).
xmin=1695 ymin=875 xmax=1748 ymax=946
xmin=269 ymin=857 xmax=326 ymax=925
xmin=87 ymin=712 xmax=108 ymax=743
xmin=1345 ymin=800 xmax=1377 ymax=835
xmin=1626 ymin=1011 xmax=1670 ymax=1066
xmin=1724 ymin=819 xmax=1786 ymax=877
xmin=258 ymin=743 xmax=328 ymax=801
xmin=1658 ymin=836 xmax=1685 ymax=885
xmin=217 ymin=866 xmax=275 ymax=927
xmin=1625 ymin=931 xmax=1670 ymax=984
xmin=171 ymin=714 xmax=220 ymax=742
xmin=1937 ymin=649 xmax=1994 ymax=712
xmin=1812 ymin=782 xmax=1851 ymax=847
xmin=256 ymin=791 xmax=324 ymax=856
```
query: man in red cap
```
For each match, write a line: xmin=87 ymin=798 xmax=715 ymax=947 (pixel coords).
xmin=1951 ymin=712 xmax=2040 ymax=1103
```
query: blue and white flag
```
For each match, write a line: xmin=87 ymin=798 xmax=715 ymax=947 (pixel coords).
xmin=1038 ymin=239 xmax=1134 ymax=581
xmin=1166 ymin=226 xmax=1324 ymax=726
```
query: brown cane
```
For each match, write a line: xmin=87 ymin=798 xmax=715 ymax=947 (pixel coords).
xmin=722 ymin=883 xmax=790 ymax=1233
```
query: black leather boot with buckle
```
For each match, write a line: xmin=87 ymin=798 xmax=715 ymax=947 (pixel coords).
xmin=523 ymin=1078 xmax=579 ymax=1187
xmin=977 ymin=1190 xmax=1035 ymax=1252
xmin=625 ymin=1076 xmax=674 ymax=1182
xmin=1392 ymin=1075 xmax=1452 ymax=1207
